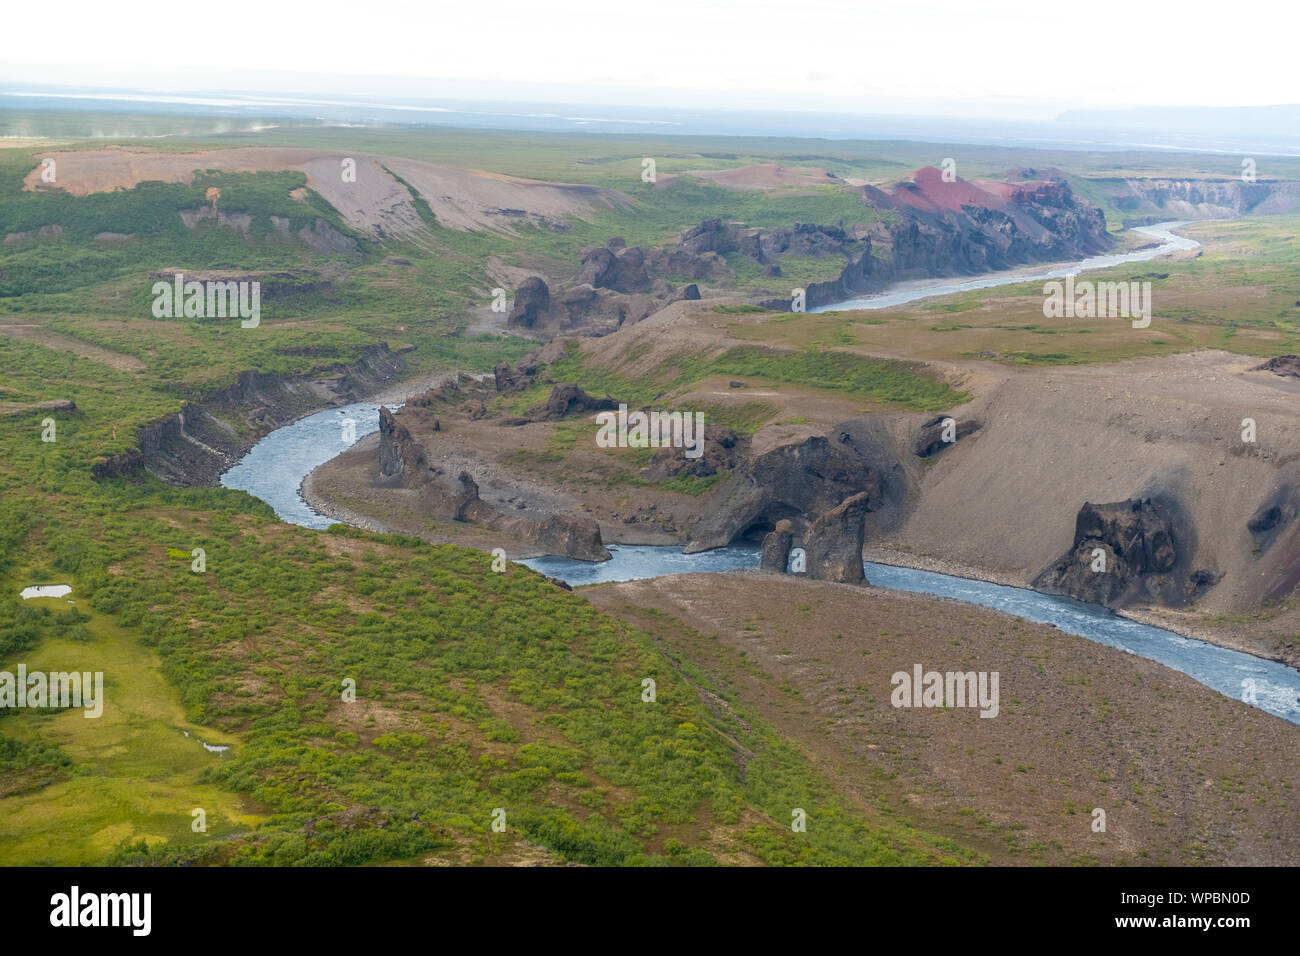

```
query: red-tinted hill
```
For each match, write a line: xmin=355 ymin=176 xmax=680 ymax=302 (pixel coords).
xmin=891 ymin=165 xmax=1004 ymax=214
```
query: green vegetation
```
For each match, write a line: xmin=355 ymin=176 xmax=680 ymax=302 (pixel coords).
xmin=514 ymin=341 xmax=966 ymax=416
xmin=712 ymin=304 xmax=771 ymax=315
xmin=0 ymin=131 xmax=978 ymax=865
xmin=0 ymin=402 xmax=973 ymax=863
xmin=4 ymin=119 xmax=1297 ymax=867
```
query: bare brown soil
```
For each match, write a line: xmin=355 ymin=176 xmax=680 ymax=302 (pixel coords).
xmin=22 ymin=146 xmax=630 ymax=237
xmin=877 ymin=349 xmax=1300 ymax=666
xmin=586 ymin=571 xmax=1300 ymax=865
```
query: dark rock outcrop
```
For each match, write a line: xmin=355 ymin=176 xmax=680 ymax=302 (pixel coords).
xmin=1249 ymin=504 xmax=1286 ymax=534
xmin=378 ymin=406 xmax=428 ymax=482
xmin=666 ymin=283 xmax=701 ymax=304
xmin=684 ymin=419 xmax=911 ymax=552
xmin=533 ymin=514 xmax=611 ymax=562
xmin=508 ymin=169 xmax=1121 ymax=337
xmin=914 ymin=416 xmax=982 ymax=457
xmin=576 ymin=240 xmax=652 ymax=293
xmin=450 ymin=471 xmax=488 ymax=522
xmin=802 ymin=493 xmax=871 ymax=584
xmin=527 ymin=383 xmax=620 ymax=420
xmin=1255 ymin=355 xmax=1300 ymax=378
xmin=508 ymin=276 xmax=551 ymax=328
xmin=1034 ymin=496 xmax=1199 ymax=608
xmin=760 ymin=520 xmax=794 ymax=572
xmin=1246 ymin=486 xmax=1296 ymax=555
xmin=493 ymin=361 xmax=538 ymax=393
xmin=749 ymin=173 xmax=1112 ymax=312
xmin=641 ymin=423 xmax=743 ymax=481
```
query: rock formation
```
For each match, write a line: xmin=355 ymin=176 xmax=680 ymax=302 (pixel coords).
xmin=684 ymin=429 xmax=894 ymax=552
xmin=490 ymin=169 xmax=1122 ymax=337
xmin=1255 ymin=355 xmax=1300 ymax=378
xmin=641 ymin=424 xmax=743 ymax=481
xmin=493 ymin=361 xmax=538 ymax=393
xmin=378 ymin=406 xmax=428 ymax=482
xmin=526 ymin=383 xmax=620 ymax=420
xmin=914 ymin=416 xmax=982 ymax=458
xmin=533 ymin=514 xmax=611 ymax=562
xmin=801 ymin=493 xmax=871 ymax=584
xmin=1034 ymin=496 xmax=1211 ymax=608
xmin=373 ymin=401 xmax=611 ymax=561
xmin=508 ymin=276 xmax=551 ymax=328
xmin=92 ymin=343 xmax=407 ymax=486
xmin=576 ymin=239 xmax=653 ymax=293
xmin=760 ymin=520 xmax=794 ymax=572
xmin=1246 ymin=485 xmax=1296 ymax=555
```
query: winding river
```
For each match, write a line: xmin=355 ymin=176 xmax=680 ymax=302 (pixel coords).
xmin=523 ymin=547 xmax=1300 ymax=726
xmin=811 ymin=221 xmax=1199 ymax=312
xmin=220 ymin=403 xmax=395 ymax=529
xmin=220 ymin=220 xmax=1300 ymax=727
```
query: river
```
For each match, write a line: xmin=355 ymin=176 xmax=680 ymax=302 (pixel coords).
xmin=522 ymin=546 xmax=1300 ymax=726
xmin=811 ymin=221 xmax=1199 ymax=312
xmin=220 ymin=403 xmax=395 ymax=529
xmin=218 ymin=220 xmax=1300 ymax=726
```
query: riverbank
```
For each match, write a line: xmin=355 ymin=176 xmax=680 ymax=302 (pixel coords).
xmin=238 ymin=219 xmax=1298 ymax=675
xmin=863 ymin=545 xmax=1299 ymax=670
xmin=586 ymin=570 xmax=1300 ymax=865
xmin=812 ymin=221 xmax=1199 ymax=312
xmin=295 ymin=373 xmax=1298 ymax=671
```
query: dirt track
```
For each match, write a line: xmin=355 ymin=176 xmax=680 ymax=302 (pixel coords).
xmin=0 ymin=322 xmax=145 ymax=372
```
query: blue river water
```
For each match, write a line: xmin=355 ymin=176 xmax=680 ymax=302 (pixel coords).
xmin=220 ymin=218 xmax=1298 ymax=726
xmin=523 ymin=546 xmax=1300 ymax=727
xmin=811 ymin=222 xmax=1199 ymax=312
xmin=220 ymin=402 xmax=392 ymax=529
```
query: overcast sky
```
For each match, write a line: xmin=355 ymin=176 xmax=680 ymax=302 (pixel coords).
xmin=5 ymin=0 xmax=1297 ymax=118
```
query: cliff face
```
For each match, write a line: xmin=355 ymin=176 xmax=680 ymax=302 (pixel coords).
xmin=1098 ymin=178 xmax=1300 ymax=223
xmin=91 ymin=343 xmax=409 ymax=485
xmin=683 ymin=417 xmax=913 ymax=553
xmin=507 ymin=168 xmax=1119 ymax=332
xmin=752 ymin=169 xmax=1113 ymax=310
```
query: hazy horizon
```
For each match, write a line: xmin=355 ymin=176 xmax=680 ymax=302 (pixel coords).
xmin=4 ymin=78 xmax=1298 ymax=155
xmin=6 ymin=0 xmax=1299 ymax=121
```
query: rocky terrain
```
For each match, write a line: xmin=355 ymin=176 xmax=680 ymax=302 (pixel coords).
xmin=305 ymin=332 xmax=1300 ymax=666
xmin=91 ymin=342 xmax=411 ymax=484
xmin=373 ymin=403 xmax=610 ymax=560
xmin=1093 ymin=176 xmax=1300 ymax=223
xmin=878 ymin=349 xmax=1300 ymax=665
xmin=1033 ymin=496 xmax=1207 ymax=607
xmin=494 ymin=165 xmax=1115 ymax=335
xmin=305 ymin=341 xmax=952 ymax=564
